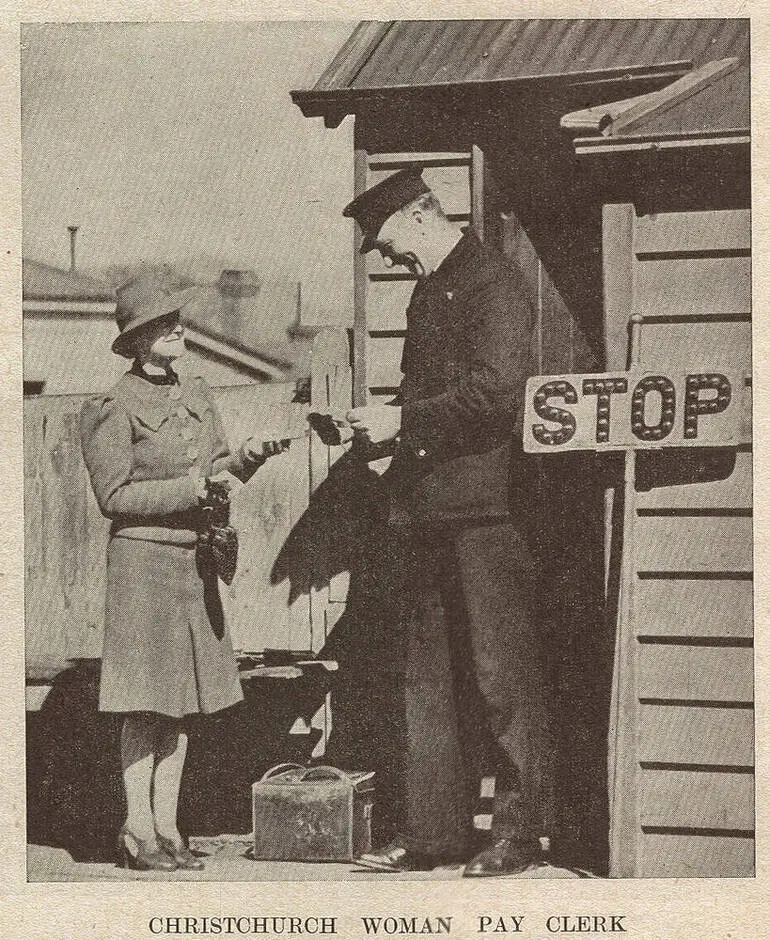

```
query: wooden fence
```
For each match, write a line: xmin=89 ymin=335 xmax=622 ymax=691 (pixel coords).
xmin=24 ymin=328 xmax=352 ymax=674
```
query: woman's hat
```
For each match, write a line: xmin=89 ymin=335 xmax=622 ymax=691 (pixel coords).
xmin=112 ymin=272 xmax=197 ymax=356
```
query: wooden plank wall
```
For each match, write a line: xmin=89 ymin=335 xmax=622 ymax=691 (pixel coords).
xmin=607 ymin=205 xmax=753 ymax=877
xmin=351 ymin=146 xmax=474 ymax=406
xmin=24 ymin=331 xmax=352 ymax=672
xmin=351 ymin=145 xmax=599 ymax=405
xmin=500 ymin=213 xmax=598 ymax=376
xmin=24 ymin=396 xmax=110 ymax=666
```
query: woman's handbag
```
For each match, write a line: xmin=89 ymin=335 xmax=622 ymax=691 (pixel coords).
xmin=200 ymin=478 xmax=239 ymax=585
xmin=207 ymin=524 xmax=239 ymax=585
xmin=252 ymin=764 xmax=375 ymax=862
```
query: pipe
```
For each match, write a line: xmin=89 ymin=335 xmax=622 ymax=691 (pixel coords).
xmin=67 ymin=225 xmax=79 ymax=272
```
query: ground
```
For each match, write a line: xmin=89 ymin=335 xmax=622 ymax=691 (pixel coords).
xmin=27 ymin=837 xmax=595 ymax=882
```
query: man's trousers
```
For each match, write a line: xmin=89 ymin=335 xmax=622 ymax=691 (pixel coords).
xmin=385 ymin=519 xmax=555 ymax=857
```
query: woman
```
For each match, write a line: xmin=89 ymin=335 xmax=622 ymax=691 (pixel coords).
xmin=81 ymin=272 xmax=284 ymax=871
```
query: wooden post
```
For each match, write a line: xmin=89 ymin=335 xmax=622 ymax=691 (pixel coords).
xmin=471 ymin=144 xmax=485 ymax=243
xmin=602 ymin=204 xmax=635 ymax=371
xmin=352 ymin=130 xmax=369 ymax=408
xmin=602 ymin=203 xmax=639 ymax=877
xmin=306 ymin=328 xmax=351 ymax=752
xmin=308 ymin=327 xmax=352 ymax=654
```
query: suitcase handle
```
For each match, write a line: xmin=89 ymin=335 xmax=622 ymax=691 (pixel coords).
xmin=260 ymin=762 xmax=305 ymax=781
xmin=298 ymin=765 xmax=350 ymax=783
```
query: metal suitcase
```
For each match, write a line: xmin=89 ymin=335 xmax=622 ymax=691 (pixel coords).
xmin=252 ymin=763 xmax=375 ymax=862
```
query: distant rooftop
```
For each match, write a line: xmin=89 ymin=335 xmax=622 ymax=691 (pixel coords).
xmin=183 ymin=280 xmax=318 ymax=376
xmin=22 ymin=259 xmax=115 ymax=303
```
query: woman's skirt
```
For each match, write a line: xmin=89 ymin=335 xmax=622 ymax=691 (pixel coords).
xmin=99 ymin=536 xmax=244 ymax=717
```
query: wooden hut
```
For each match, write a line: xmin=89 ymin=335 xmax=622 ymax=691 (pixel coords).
xmin=292 ymin=18 xmax=752 ymax=877
xmin=561 ymin=52 xmax=751 ymax=880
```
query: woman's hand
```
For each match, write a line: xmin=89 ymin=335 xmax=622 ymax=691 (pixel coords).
xmin=206 ymin=470 xmax=245 ymax=494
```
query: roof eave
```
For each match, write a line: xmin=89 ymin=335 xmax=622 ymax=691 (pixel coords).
xmin=560 ymin=57 xmax=740 ymax=137
xmin=572 ymin=127 xmax=750 ymax=156
xmin=23 ymin=295 xmax=116 ymax=308
xmin=291 ymin=61 xmax=692 ymax=128
xmin=184 ymin=324 xmax=295 ymax=380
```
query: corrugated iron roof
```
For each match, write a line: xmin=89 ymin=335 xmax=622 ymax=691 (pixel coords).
xmin=23 ymin=259 xmax=114 ymax=302
xmin=350 ymin=19 xmax=747 ymax=88
xmin=293 ymin=19 xmax=749 ymax=123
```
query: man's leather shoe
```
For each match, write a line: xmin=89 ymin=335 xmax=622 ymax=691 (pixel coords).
xmin=354 ymin=841 xmax=456 ymax=872
xmin=463 ymin=837 xmax=541 ymax=878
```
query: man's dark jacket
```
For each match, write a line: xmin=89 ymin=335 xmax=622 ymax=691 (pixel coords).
xmin=386 ymin=228 xmax=535 ymax=524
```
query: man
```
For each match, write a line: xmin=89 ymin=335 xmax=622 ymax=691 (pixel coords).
xmin=341 ymin=167 xmax=553 ymax=877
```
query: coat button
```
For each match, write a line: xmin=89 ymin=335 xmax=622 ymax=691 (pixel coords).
xmin=416 ymin=447 xmax=427 ymax=458
xmin=187 ymin=446 xmax=199 ymax=459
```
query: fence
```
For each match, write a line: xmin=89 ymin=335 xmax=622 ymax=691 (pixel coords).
xmin=24 ymin=328 xmax=352 ymax=675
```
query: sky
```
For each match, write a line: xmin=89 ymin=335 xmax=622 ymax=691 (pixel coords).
xmin=21 ymin=21 xmax=355 ymax=322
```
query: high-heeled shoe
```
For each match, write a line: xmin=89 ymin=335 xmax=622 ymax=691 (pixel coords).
xmin=156 ymin=833 xmax=205 ymax=871
xmin=117 ymin=827 xmax=178 ymax=872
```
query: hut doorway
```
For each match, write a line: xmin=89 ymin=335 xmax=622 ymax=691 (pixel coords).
xmin=344 ymin=140 xmax=613 ymax=873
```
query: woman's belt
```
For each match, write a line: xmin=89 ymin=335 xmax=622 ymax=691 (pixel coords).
xmin=111 ymin=514 xmax=199 ymax=546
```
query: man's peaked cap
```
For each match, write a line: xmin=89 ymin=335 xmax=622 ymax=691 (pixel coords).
xmin=343 ymin=166 xmax=430 ymax=254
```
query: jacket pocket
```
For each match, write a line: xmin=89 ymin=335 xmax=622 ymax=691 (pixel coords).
xmin=180 ymin=396 xmax=212 ymax=422
xmin=132 ymin=402 xmax=170 ymax=432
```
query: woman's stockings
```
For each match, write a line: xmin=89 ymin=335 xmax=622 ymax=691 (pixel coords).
xmin=152 ymin=721 xmax=188 ymax=842
xmin=121 ymin=713 xmax=159 ymax=843
xmin=121 ymin=713 xmax=187 ymax=844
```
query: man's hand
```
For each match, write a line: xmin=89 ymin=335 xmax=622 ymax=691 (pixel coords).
xmin=243 ymin=437 xmax=291 ymax=462
xmin=346 ymin=405 xmax=402 ymax=445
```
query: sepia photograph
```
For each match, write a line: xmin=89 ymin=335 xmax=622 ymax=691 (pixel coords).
xmin=19 ymin=14 xmax=753 ymax=891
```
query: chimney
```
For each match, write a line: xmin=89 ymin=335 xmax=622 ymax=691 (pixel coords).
xmin=217 ymin=269 xmax=260 ymax=343
xmin=218 ymin=269 xmax=260 ymax=299
xmin=67 ymin=225 xmax=79 ymax=272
